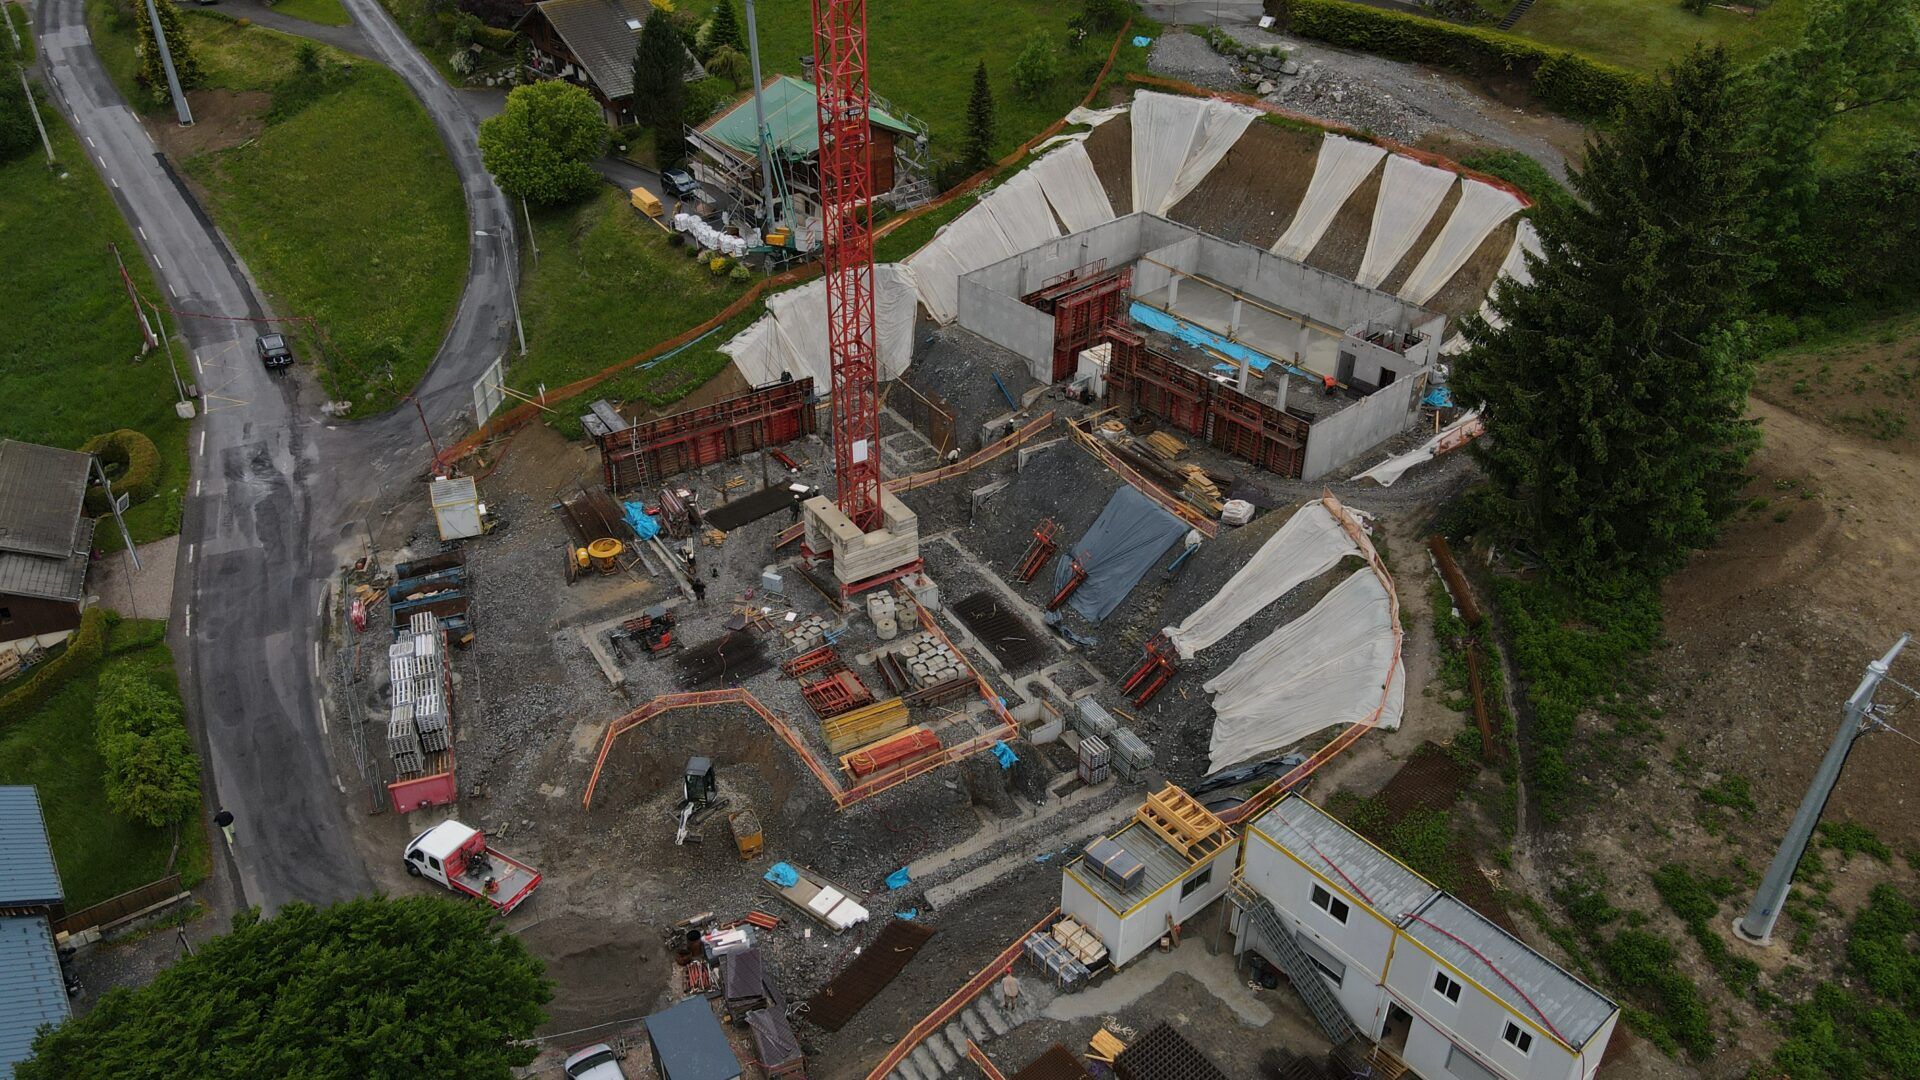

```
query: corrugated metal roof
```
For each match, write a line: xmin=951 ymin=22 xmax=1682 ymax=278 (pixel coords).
xmin=0 ymin=443 xmax=90 ymax=561
xmin=1251 ymin=796 xmax=1438 ymax=922
xmin=645 ymin=997 xmax=741 ymax=1080
xmin=0 ymin=788 xmax=61 ymax=907
xmin=0 ymin=915 xmax=69 ymax=1077
xmin=1405 ymin=892 xmax=1616 ymax=1051
xmin=700 ymin=76 xmax=917 ymax=159
xmin=1065 ymin=821 xmax=1196 ymax=916
xmin=0 ymin=518 xmax=92 ymax=603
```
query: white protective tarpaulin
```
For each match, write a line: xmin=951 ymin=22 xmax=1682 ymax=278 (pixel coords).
xmin=1129 ymin=91 xmax=1257 ymax=215
xmin=1029 ymin=141 xmax=1116 ymax=234
xmin=1479 ymin=219 xmax=1542 ymax=332
xmin=902 ymin=203 xmax=1015 ymax=323
xmin=1356 ymin=155 xmax=1457 ymax=288
xmin=721 ymin=264 xmax=918 ymax=386
xmin=1204 ymin=567 xmax=1404 ymax=769
xmin=1351 ymin=408 xmax=1484 ymax=486
xmin=1162 ymin=502 xmax=1359 ymax=659
xmin=982 ymin=168 xmax=1063 ymax=251
xmin=1395 ymin=181 xmax=1524 ymax=305
xmin=1066 ymin=103 xmax=1130 ymax=128
xmin=1271 ymin=136 xmax=1386 ymax=261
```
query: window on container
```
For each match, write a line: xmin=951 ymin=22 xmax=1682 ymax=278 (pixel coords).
xmin=1180 ymin=865 xmax=1214 ymax=899
xmin=1310 ymin=883 xmax=1349 ymax=924
xmin=1502 ymin=1021 xmax=1534 ymax=1056
xmin=1432 ymin=969 xmax=1463 ymax=1004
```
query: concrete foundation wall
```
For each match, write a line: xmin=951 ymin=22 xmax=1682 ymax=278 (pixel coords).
xmin=957 ymin=274 xmax=1055 ymax=381
xmin=1133 ymin=235 xmax=1202 ymax=297
xmin=1301 ymin=374 xmax=1422 ymax=481
xmin=1194 ymin=239 xmax=1433 ymax=337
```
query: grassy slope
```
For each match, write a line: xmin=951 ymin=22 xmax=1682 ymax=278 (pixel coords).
xmin=265 ymin=0 xmax=351 ymax=27
xmin=0 ymin=621 xmax=208 ymax=909
xmin=512 ymin=189 xmax=749 ymax=405
xmin=89 ymin=5 xmax=467 ymax=410
xmin=1753 ymin=312 xmax=1920 ymax=448
xmin=0 ymin=108 xmax=190 ymax=544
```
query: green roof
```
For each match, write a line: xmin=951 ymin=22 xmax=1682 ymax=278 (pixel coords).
xmin=701 ymin=76 xmax=917 ymax=159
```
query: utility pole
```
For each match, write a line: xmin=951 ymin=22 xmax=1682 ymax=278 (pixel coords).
xmin=743 ymin=0 xmax=778 ymax=231
xmin=1734 ymin=634 xmax=1910 ymax=946
xmin=141 ymin=0 xmax=193 ymax=126
xmin=14 ymin=56 xmax=55 ymax=166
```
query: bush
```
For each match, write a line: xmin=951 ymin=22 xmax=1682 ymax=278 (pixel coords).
xmin=0 ymin=608 xmax=113 ymax=729
xmin=707 ymin=255 xmax=731 ymax=274
xmin=727 ymin=263 xmax=752 ymax=283
xmin=472 ymin=23 xmax=517 ymax=52
xmin=1274 ymin=0 xmax=1643 ymax=119
xmin=681 ymin=76 xmax=736 ymax=125
xmin=96 ymin=665 xmax=199 ymax=828
xmin=1011 ymin=31 xmax=1060 ymax=100
xmin=81 ymin=429 xmax=162 ymax=515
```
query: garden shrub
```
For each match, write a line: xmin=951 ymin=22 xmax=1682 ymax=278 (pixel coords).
xmin=0 ymin=608 xmax=113 ymax=728
xmin=80 ymin=429 xmax=161 ymax=514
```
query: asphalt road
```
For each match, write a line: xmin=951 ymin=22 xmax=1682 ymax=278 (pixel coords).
xmin=31 ymin=0 xmax=519 ymax=911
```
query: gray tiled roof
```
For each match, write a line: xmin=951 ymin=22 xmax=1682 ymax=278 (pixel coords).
xmin=0 ymin=443 xmax=90 ymax=560
xmin=0 ymin=915 xmax=69 ymax=1077
xmin=524 ymin=0 xmax=654 ymax=101
xmin=0 ymin=788 xmax=62 ymax=908
xmin=0 ymin=518 xmax=92 ymax=604
xmin=1251 ymin=796 xmax=1439 ymax=922
xmin=1405 ymin=893 xmax=1617 ymax=1051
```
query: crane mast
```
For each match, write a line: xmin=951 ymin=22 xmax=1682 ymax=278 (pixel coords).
xmin=811 ymin=0 xmax=882 ymax=532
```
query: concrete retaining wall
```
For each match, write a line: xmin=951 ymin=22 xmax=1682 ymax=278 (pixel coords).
xmin=1301 ymin=375 xmax=1422 ymax=480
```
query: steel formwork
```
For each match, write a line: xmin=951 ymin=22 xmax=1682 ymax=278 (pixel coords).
xmin=1106 ymin=343 xmax=1309 ymax=478
xmin=598 ymin=379 xmax=817 ymax=493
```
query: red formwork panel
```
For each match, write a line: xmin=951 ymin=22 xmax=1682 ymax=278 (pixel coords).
xmin=389 ymin=769 xmax=456 ymax=814
xmin=600 ymin=379 xmax=818 ymax=493
xmin=1105 ymin=340 xmax=1308 ymax=479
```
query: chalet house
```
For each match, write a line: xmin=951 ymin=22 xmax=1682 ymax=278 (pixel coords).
xmin=686 ymin=75 xmax=930 ymax=246
xmin=0 ymin=441 xmax=95 ymax=649
xmin=515 ymin=0 xmax=701 ymax=125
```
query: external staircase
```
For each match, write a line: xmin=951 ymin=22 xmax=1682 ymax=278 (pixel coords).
xmin=1233 ymin=882 xmax=1361 ymax=1047
xmin=882 ymin=981 xmax=1040 ymax=1080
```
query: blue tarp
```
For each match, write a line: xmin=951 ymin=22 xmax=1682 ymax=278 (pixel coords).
xmin=885 ymin=867 xmax=911 ymax=890
xmin=622 ymin=501 xmax=662 ymax=540
xmin=1131 ymin=302 xmax=1285 ymax=376
xmin=1132 ymin=35 xmax=1152 ymax=46
xmin=895 ymin=908 xmax=919 ymax=920
xmin=1052 ymin=487 xmax=1191 ymax=623
xmin=991 ymin=741 xmax=1018 ymax=769
xmin=1423 ymin=386 xmax=1455 ymax=408
xmin=765 ymin=862 xmax=800 ymax=888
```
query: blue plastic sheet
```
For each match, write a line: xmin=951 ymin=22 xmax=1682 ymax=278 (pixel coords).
xmin=1132 ymin=35 xmax=1152 ymax=46
xmin=765 ymin=862 xmax=800 ymax=888
xmin=1131 ymin=302 xmax=1285 ymax=377
xmin=991 ymin=741 xmax=1018 ymax=769
xmin=1053 ymin=486 xmax=1191 ymax=623
xmin=1423 ymin=386 xmax=1455 ymax=408
xmin=886 ymin=867 xmax=911 ymax=890
xmin=895 ymin=909 xmax=919 ymax=921
xmin=621 ymin=501 xmax=662 ymax=540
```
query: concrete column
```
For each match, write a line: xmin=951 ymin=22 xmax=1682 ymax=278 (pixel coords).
xmin=1296 ymin=319 xmax=1312 ymax=365
xmin=1275 ymin=375 xmax=1289 ymax=413
xmin=1229 ymin=297 xmax=1244 ymax=336
xmin=1166 ymin=274 xmax=1180 ymax=310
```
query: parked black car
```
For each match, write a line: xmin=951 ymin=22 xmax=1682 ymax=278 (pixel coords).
xmin=256 ymin=333 xmax=294 ymax=369
xmin=660 ymin=168 xmax=699 ymax=200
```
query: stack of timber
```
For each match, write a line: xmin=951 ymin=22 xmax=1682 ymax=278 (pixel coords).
xmin=821 ymin=698 xmax=912 ymax=754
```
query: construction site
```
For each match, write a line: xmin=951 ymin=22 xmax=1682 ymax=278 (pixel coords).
xmin=315 ymin=52 xmax=1603 ymax=1080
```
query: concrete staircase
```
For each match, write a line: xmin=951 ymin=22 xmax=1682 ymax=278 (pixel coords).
xmin=1496 ymin=0 xmax=1536 ymax=30
xmin=1235 ymin=884 xmax=1360 ymax=1047
xmin=883 ymin=982 xmax=1041 ymax=1080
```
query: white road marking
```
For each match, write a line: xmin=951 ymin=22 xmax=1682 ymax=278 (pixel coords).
xmin=110 ymin=179 xmax=118 ymax=189
xmin=154 ymin=256 xmax=163 ymax=269
xmin=183 ymin=606 xmax=192 ymax=635
xmin=187 ymin=542 xmax=195 ymax=564
xmin=168 ymin=283 xmax=177 ymax=297
xmin=316 ymin=698 xmax=329 ymax=735
xmin=317 ymin=590 xmax=327 ymax=618
xmin=96 ymin=155 xmax=104 ymax=168
xmin=194 ymin=479 xmax=201 ymax=496
xmin=138 ymin=226 xmax=146 ymax=241
xmin=198 ymin=430 xmax=206 ymax=456
xmin=86 ymin=136 xmax=94 ymax=148
xmin=311 ymin=641 xmax=321 ymax=678
xmin=194 ymin=356 xmax=204 ymax=376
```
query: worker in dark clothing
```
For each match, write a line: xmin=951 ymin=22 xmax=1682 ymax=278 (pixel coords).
xmin=691 ymin=578 xmax=707 ymax=604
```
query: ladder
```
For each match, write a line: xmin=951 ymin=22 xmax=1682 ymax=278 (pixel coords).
xmin=1234 ymin=882 xmax=1361 ymax=1047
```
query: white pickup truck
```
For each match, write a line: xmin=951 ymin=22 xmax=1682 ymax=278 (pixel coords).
xmin=403 ymin=820 xmax=542 ymax=915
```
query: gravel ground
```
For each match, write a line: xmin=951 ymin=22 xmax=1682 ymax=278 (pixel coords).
xmin=1148 ymin=31 xmax=1243 ymax=89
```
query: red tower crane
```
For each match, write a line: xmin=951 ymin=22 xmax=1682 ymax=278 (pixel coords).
xmin=811 ymin=0 xmax=882 ymax=533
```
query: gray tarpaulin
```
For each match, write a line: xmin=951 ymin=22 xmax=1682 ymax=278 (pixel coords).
xmin=746 ymin=1008 xmax=803 ymax=1068
xmin=1052 ymin=487 xmax=1190 ymax=623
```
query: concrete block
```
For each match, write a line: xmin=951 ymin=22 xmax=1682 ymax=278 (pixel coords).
xmin=1017 ymin=439 xmax=1064 ymax=470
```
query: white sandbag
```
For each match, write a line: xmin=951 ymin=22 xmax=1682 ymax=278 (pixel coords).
xmin=1130 ymin=91 xmax=1257 ymax=215
xmin=1356 ymin=155 xmax=1457 ymax=288
xmin=1271 ymin=136 xmax=1386 ymax=261
xmin=1162 ymin=501 xmax=1359 ymax=659
xmin=1029 ymin=141 xmax=1116 ymax=233
xmin=982 ymin=169 xmax=1062 ymax=251
xmin=1395 ymin=180 xmax=1523 ymax=305
xmin=1205 ymin=568 xmax=1404 ymax=770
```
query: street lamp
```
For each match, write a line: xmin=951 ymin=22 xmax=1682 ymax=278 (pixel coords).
xmin=474 ymin=229 xmax=527 ymax=356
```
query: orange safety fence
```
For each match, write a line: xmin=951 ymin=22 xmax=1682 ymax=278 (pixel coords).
xmin=965 ymin=1040 xmax=1010 ymax=1080
xmin=885 ymin=412 xmax=1058 ymax=495
xmin=1121 ymin=73 xmax=1536 ymax=210
xmin=1066 ymin=416 xmax=1219 ymax=538
xmin=865 ymin=908 xmax=1061 ymax=1080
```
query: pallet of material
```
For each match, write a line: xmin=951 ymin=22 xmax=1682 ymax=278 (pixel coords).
xmin=839 ymin=726 xmax=940 ymax=778
xmin=821 ymin=698 xmax=911 ymax=754
xmin=1136 ymin=785 xmax=1229 ymax=857
xmin=905 ymin=673 xmax=975 ymax=709
xmin=765 ymin=863 xmax=869 ymax=932
xmin=1142 ymin=431 xmax=1186 ymax=461
xmin=1051 ymin=916 xmax=1109 ymax=967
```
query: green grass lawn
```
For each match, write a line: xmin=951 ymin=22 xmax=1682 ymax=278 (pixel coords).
xmin=264 ymin=0 xmax=351 ymax=27
xmin=0 ymin=107 xmax=190 ymax=545
xmin=94 ymin=11 xmax=468 ymax=411
xmin=0 ymin=620 xmax=208 ymax=909
xmin=511 ymin=188 xmax=750 ymax=413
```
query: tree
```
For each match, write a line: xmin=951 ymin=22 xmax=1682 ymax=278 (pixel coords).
xmin=96 ymin=667 xmax=200 ymax=828
xmin=632 ymin=10 xmax=690 ymax=163
xmin=702 ymin=0 xmax=745 ymax=60
xmin=17 ymin=896 xmax=552 ymax=1079
xmin=477 ymin=80 xmax=606 ymax=205
xmin=132 ymin=0 xmax=203 ymax=111
xmin=704 ymin=44 xmax=752 ymax=87
xmin=1451 ymin=46 xmax=1761 ymax=591
xmin=1080 ymin=0 xmax=1132 ymax=31
xmin=1010 ymin=32 xmax=1058 ymax=100
xmin=0 ymin=44 xmax=38 ymax=163
xmin=961 ymin=61 xmax=995 ymax=174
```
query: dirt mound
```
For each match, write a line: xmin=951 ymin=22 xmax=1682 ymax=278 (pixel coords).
xmin=1081 ymin=114 xmax=1134 ymax=216
xmin=1302 ymin=162 xmax=1381 ymax=281
xmin=1422 ymin=217 xmax=1518 ymax=322
xmin=1165 ymin=120 xmax=1321 ymax=250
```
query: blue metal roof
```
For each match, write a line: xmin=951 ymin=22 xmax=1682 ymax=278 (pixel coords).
xmin=0 ymin=789 xmax=61 ymax=907
xmin=0 ymin=916 xmax=68 ymax=1077
xmin=645 ymin=997 xmax=741 ymax=1080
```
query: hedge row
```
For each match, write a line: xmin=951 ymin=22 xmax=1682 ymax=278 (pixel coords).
xmin=81 ymin=429 xmax=161 ymax=516
xmin=1271 ymin=0 xmax=1645 ymax=120
xmin=0 ymin=608 xmax=114 ymax=729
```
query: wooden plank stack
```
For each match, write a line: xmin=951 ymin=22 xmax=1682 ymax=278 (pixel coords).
xmin=821 ymin=697 xmax=911 ymax=754
xmin=1135 ymin=785 xmax=1230 ymax=859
